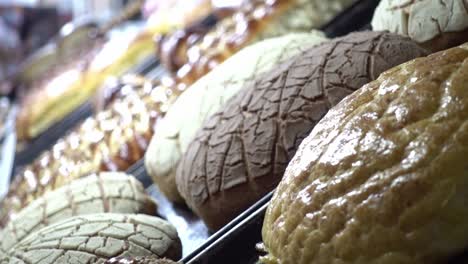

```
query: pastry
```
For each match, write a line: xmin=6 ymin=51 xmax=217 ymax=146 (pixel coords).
xmin=105 ymin=257 xmax=178 ymax=264
xmin=156 ymin=0 xmax=358 ymax=83
xmin=372 ymin=0 xmax=468 ymax=52
xmin=145 ymin=31 xmax=327 ymax=203
xmin=15 ymin=0 xmax=216 ymax=141
xmin=0 ymin=77 xmax=177 ymax=228
xmin=1 ymin=214 xmax=181 ymax=264
xmin=176 ymin=31 xmax=428 ymax=230
xmin=0 ymin=173 xmax=156 ymax=253
xmin=261 ymin=42 xmax=468 ymax=264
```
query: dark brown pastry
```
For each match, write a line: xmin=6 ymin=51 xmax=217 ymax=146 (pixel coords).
xmin=176 ymin=31 xmax=429 ymax=230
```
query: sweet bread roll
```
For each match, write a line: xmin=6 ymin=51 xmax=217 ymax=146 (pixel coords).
xmin=1 ymin=214 xmax=181 ymax=264
xmin=176 ymin=31 xmax=428 ymax=230
xmin=145 ymin=31 xmax=327 ymax=203
xmin=261 ymin=42 xmax=468 ymax=264
xmin=157 ymin=0 xmax=358 ymax=83
xmin=0 ymin=173 xmax=156 ymax=254
xmin=0 ymin=77 xmax=179 ymax=228
xmin=372 ymin=0 xmax=468 ymax=52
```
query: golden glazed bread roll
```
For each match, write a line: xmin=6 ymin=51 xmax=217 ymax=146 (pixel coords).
xmin=372 ymin=0 xmax=468 ymax=52
xmin=0 ymin=173 xmax=156 ymax=254
xmin=176 ymin=31 xmax=428 ymax=230
xmin=145 ymin=31 xmax=327 ymax=203
xmin=261 ymin=43 xmax=468 ymax=264
xmin=0 ymin=214 xmax=181 ymax=264
xmin=0 ymin=77 xmax=179 ymax=228
xmin=157 ymin=0 xmax=357 ymax=83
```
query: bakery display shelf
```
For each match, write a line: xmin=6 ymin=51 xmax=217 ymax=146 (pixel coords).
xmin=124 ymin=0 xmax=383 ymax=261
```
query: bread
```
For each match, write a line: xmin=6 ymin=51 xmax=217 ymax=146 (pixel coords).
xmin=0 ymin=77 xmax=178 ymax=228
xmin=0 ymin=173 xmax=156 ymax=254
xmin=16 ymin=37 xmax=107 ymax=140
xmin=372 ymin=0 xmax=468 ymax=52
xmin=261 ymin=42 xmax=468 ymax=264
xmin=16 ymin=0 xmax=224 ymax=141
xmin=145 ymin=0 xmax=213 ymax=34
xmin=105 ymin=257 xmax=178 ymax=264
xmin=145 ymin=31 xmax=327 ymax=203
xmin=0 ymin=214 xmax=181 ymax=264
xmin=176 ymin=31 xmax=429 ymax=231
xmin=157 ymin=0 xmax=358 ymax=83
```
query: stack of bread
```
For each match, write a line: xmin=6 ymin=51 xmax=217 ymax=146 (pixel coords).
xmin=2 ymin=0 xmax=357 ymax=231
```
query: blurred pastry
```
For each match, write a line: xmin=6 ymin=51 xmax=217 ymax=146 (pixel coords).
xmin=1 ymin=214 xmax=181 ymax=264
xmin=0 ymin=77 xmax=176 ymax=228
xmin=145 ymin=31 xmax=328 ymax=203
xmin=176 ymin=31 xmax=428 ymax=230
xmin=372 ymin=0 xmax=468 ymax=52
xmin=0 ymin=173 xmax=156 ymax=253
xmin=15 ymin=0 xmax=220 ymax=141
xmin=261 ymin=42 xmax=468 ymax=264
xmin=157 ymin=0 xmax=358 ymax=83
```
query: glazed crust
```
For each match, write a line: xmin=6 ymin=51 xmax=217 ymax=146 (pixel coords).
xmin=262 ymin=43 xmax=468 ymax=264
xmin=176 ymin=31 xmax=428 ymax=230
xmin=0 ymin=214 xmax=181 ymax=264
xmin=0 ymin=173 xmax=156 ymax=254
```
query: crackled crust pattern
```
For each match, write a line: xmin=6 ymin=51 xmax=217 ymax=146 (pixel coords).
xmin=262 ymin=43 xmax=468 ymax=264
xmin=1 ymin=214 xmax=181 ymax=264
xmin=371 ymin=0 xmax=468 ymax=51
xmin=176 ymin=32 xmax=428 ymax=230
xmin=0 ymin=173 xmax=156 ymax=254
xmin=146 ymin=32 xmax=327 ymax=203
xmin=0 ymin=78 xmax=183 ymax=228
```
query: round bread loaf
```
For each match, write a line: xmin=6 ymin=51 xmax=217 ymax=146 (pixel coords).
xmin=0 ymin=173 xmax=156 ymax=254
xmin=261 ymin=43 xmax=468 ymax=264
xmin=176 ymin=31 xmax=428 ymax=230
xmin=1 ymin=214 xmax=181 ymax=264
xmin=371 ymin=0 xmax=468 ymax=52
xmin=145 ymin=31 xmax=328 ymax=203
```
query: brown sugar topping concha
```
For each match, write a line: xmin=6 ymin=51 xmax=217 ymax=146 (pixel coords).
xmin=261 ymin=42 xmax=468 ymax=264
xmin=0 ymin=77 xmax=181 ymax=228
xmin=0 ymin=173 xmax=156 ymax=254
xmin=176 ymin=31 xmax=429 ymax=231
xmin=156 ymin=0 xmax=359 ymax=83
